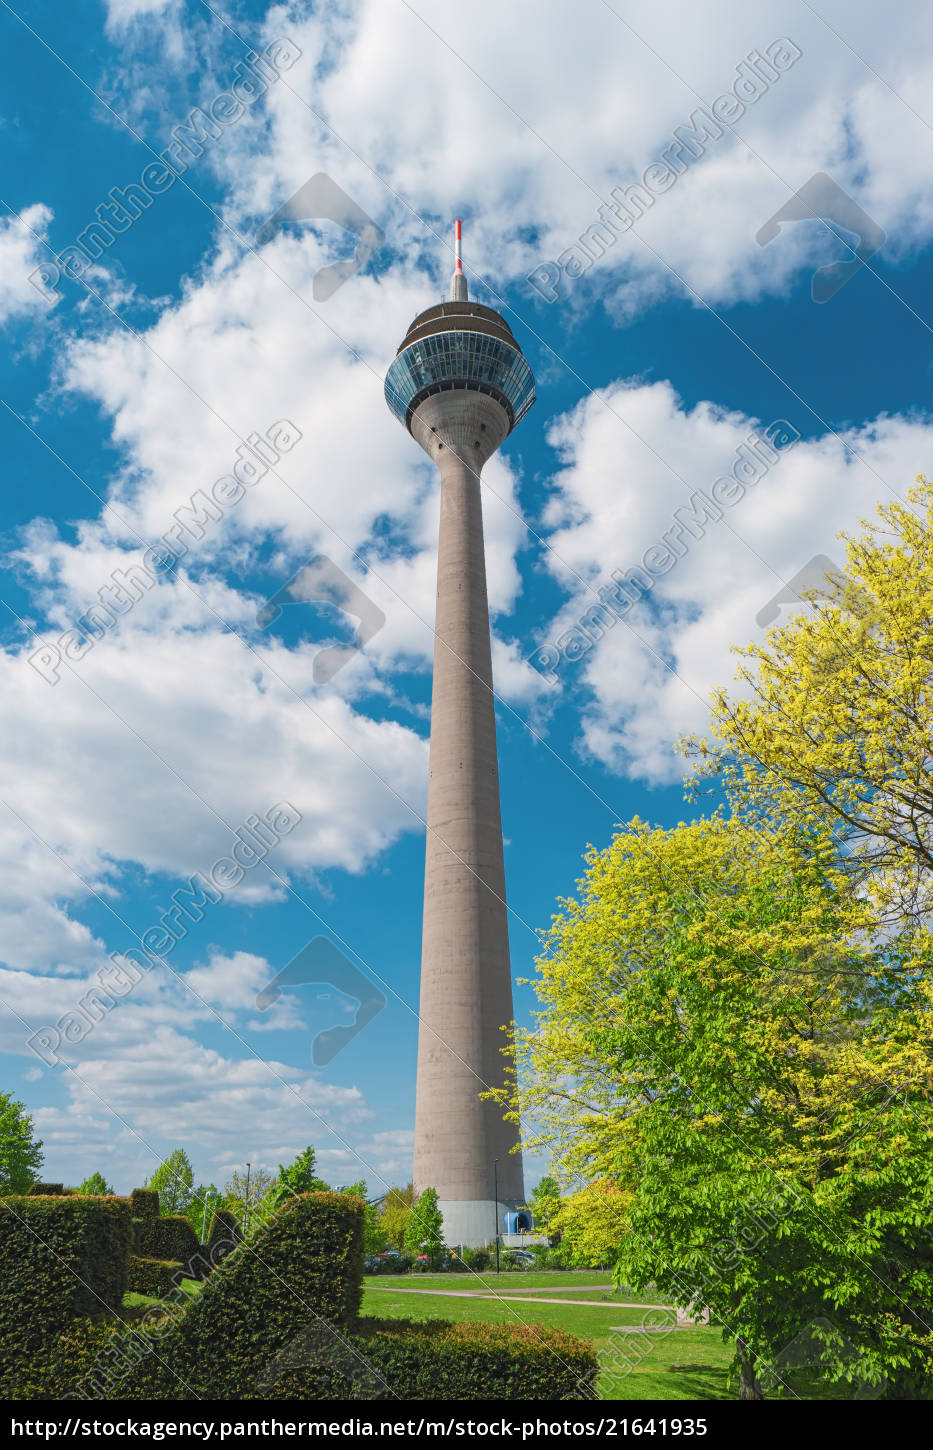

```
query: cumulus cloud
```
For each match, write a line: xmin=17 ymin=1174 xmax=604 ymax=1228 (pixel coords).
xmin=534 ymin=378 xmax=932 ymax=781
xmin=0 ymin=205 xmax=59 ymax=321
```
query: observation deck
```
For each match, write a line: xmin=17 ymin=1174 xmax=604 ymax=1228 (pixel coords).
xmin=385 ymin=299 xmax=535 ymax=434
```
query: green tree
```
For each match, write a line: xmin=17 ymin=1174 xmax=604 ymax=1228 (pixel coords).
xmin=379 ymin=1183 xmax=413 ymax=1252
xmin=552 ymin=1180 xmax=631 ymax=1268
xmin=187 ymin=1183 xmax=226 ymax=1238
xmin=146 ymin=1148 xmax=195 ymax=1215
xmin=225 ymin=1165 xmax=274 ymax=1231
xmin=508 ymin=814 xmax=933 ymax=1398
xmin=529 ymin=1176 xmax=562 ymax=1244
xmin=404 ymin=1186 xmax=444 ymax=1260
xmin=335 ymin=1179 xmax=386 ymax=1254
xmin=263 ymin=1145 xmax=328 ymax=1217
xmin=77 ymin=1171 xmax=112 ymax=1195
xmin=0 ymin=1092 xmax=43 ymax=1194
xmin=689 ymin=476 xmax=933 ymax=932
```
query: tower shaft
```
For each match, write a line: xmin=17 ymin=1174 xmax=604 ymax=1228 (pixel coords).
xmin=413 ymin=411 xmax=523 ymax=1247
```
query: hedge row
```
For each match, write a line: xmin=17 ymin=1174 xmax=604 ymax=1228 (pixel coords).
xmin=97 ymin=1192 xmax=365 ymax=1398
xmin=0 ymin=1191 xmax=598 ymax=1402
xmin=0 ymin=1195 xmax=132 ymax=1358
xmin=126 ymin=1257 xmax=184 ymax=1299
xmin=5 ymin=1315 xmax=598 ymax=1401
xmin=0 ymin=1318 xmax=118 ymax=1400
xmin=261 ymin=1318 xmax=599 ymax=1400
xmin=128 ymin=1189 xmax=159 ymax=1218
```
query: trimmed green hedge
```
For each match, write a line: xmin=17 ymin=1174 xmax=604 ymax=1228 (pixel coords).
xmin=205 ymin=1207 xmax=242 ymax=1262
xmin=27 ymin=1183 xmax=70 ymax=1196
xmin=126 ymin=1256 xmax=184 ymax=1298
xmin=0 ymin=1195 xmax=131 ymax=1358
xmin=128 ymin=1189 xmax=159 ymax=1218
xmin=134 ymin=1213 xmax=200 ymax=1268
xmin=261 ymin=1318 xmax=599 ymax=1400
xmin=0 ymin=1318 xmax=118 ymax=1400
xmin=0 ymin=1191 xmax=597 ymax=1402
xmin=110 ymin=1192 xmax=365 ymax=1398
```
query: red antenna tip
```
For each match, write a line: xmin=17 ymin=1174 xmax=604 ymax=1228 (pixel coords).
xmin=454 ymin=218 xmax=463 ymax=271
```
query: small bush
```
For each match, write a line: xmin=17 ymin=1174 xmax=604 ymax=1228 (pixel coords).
xmin=0 ymin=1195 xmax=132 ymax=1360
xmin=126 ymin=1257 xmax=184 ymax=1298
xmin=461 ymin=1247 xmax=492 ymax=1272
xmin=27 ymin=1183 xmax=69 ymax=1196
xmin=265 ymin=1317 xmax=598 ymax=1400
xmin=129 ymin=1189 xmax=159 ymax=1218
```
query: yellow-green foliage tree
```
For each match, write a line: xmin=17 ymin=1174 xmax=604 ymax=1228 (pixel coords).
xmin=552 ymin=1180 xmax=632 ymax=1269
xmin=690 ymin=477 xmax=933 ymax=931
xmin=528 ymin=1176 xmax=562 ymax=1244
xmin=379 ymin=1183 xmax=414 ymax=1252
xmin=506 ymin=814 xmax=933 ymax=1398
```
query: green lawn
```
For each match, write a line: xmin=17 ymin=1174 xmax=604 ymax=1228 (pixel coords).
xmin=361 ymin=1283 xmax=731 ymax=1400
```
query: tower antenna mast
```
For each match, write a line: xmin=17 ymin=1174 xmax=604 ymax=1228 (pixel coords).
xmin=450 ymin=218 xmax=467 ymax=300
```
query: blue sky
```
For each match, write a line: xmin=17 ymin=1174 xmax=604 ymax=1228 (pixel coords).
xmin=2 ymin=0 xmax=933 ymax=1198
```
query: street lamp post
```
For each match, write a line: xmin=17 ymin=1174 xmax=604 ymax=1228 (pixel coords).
xmin=493 ymin=1158 xmax=500 ymax=1275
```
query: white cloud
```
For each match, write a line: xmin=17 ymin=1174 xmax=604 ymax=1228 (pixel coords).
xmin=103 ymin=0 xmax=178 ymax=30
xmin=0 ymin=955 xmax=395 ymax=1191
xmin=0 ymin=205 xmax=58 ymax=321
xmin=0 ymin=587 xmax=429 ymax=972
xmin=220 ymin=0 xmax=933 ymax=317
xmin=535 ymin=378 xmax=933 ymax=780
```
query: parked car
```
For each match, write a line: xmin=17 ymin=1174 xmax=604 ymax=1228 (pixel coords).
xmin=504 ymin=1249 xmax=535 ymax=1269
xmin=370 ymin=1250 xmax=411 ymax=1274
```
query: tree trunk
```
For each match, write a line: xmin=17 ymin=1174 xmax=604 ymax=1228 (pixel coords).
xmin=736 ymin=1340 xmax=765 ymax=1400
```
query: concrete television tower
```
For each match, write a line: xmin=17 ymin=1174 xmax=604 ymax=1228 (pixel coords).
xmin=385 ymin=222 xmax=535 ymax=1247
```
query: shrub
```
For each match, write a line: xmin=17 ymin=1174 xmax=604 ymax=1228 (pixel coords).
xmin=134 ymin=1213 xmax=200 ymax=1268
xmin=129 ymin=1189 xmax=159 ymax=1218
xmin=27 ymin=1183 xmax=69 ymax=1196
xmin=461 ymin=1247 xmax=491 ymax=1272
xmin=264 ymin=1318 xmax=598 ymax=1400
xmin=126 ymin=1257 xmax=184 ymax=1299
xmin=0 ymin=1192 xmax=597 ymax=1402
xmin=0 ymin=1195 xmax=132 ymax=1359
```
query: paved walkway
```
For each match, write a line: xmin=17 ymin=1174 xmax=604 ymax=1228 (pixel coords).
xmin=366 ymin=1285 xmax=674 ymax=1311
